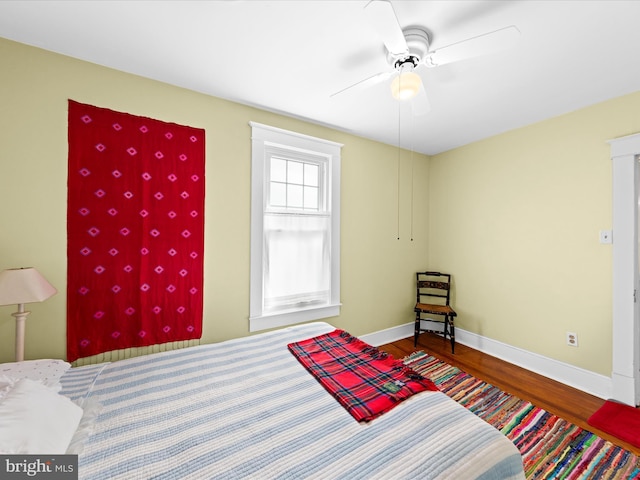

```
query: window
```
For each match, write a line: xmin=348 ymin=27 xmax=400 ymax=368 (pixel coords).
xmin=249 ymin=122 xmax=342 ymax=332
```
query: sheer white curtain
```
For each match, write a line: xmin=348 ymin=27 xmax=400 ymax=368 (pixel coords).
xmin=263 ymin=213 xmax=330 ymax=311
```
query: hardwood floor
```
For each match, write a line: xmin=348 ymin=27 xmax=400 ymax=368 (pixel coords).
xmin=378 ymin=332 xmax=640 ymax=456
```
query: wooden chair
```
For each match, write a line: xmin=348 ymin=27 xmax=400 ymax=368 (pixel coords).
xmin=414 ymin=271 xmax=457 ymax=353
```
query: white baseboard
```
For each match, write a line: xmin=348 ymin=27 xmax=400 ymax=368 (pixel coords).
xmin=359 ymin=322 xmax=416 ymax=347
xmin=360 ymin=322 xmax=612 ymax=400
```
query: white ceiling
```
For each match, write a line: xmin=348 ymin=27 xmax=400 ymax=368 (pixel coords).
xmin=1 ymin=0 xmax=639 ymax=155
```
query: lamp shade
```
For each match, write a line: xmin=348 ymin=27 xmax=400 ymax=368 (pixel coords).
xmin=390 ymin=70 xmax=422 ymax=100
xmin=0 ymin=268 xmax=57 ymax=306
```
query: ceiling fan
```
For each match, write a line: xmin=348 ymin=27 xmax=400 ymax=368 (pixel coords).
xmin=332 ymin=0 xmax=520 ymax=115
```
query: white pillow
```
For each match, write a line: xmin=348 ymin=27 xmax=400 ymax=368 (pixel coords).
xmin=0 ymin=378 xmax=83 ymax=454
xmin=0 ymin=376 xmax=20 ymax=400
xmin=0 ymin=359 xmax=71 ymax=387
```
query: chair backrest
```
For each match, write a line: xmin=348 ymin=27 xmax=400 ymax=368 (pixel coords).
xmin=416 ymin=271 xmax=452 ymax=306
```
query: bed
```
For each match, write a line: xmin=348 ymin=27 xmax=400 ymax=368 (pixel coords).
xmin=3 ymin=322 xmax=525 ymax=479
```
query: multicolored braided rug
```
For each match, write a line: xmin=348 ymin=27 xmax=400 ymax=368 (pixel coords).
xmin=404 ymin=351 xmax=640 ymax=479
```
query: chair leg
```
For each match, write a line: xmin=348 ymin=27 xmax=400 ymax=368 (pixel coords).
xmin=414 ymin=314 xmax=420 ymax=347
xmin=449 ymin=316 xmax=455 ymax=354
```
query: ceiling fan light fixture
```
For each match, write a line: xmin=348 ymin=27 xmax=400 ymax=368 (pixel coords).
xmin=390 ymin=68 xmax=422 ymax=100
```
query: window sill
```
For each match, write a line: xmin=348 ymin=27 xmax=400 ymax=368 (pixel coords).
xmin=249 ymin=303 xmax=341 ymax=332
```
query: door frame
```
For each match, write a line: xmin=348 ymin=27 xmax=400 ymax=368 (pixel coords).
xmin=609 ymin=132 xmax=640 ymax=406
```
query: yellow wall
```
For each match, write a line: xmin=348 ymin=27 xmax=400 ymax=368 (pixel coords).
xmin=429 ymin=91 xmax=640 ymax=376
xmin=0 ymin=37 xmax=429 ymax=363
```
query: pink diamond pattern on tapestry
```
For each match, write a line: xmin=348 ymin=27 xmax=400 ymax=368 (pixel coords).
xmin=67 ymin=100 xmax=205 ymax=362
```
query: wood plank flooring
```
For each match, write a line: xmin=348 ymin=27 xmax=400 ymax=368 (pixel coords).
xmin=378 ymin=332 xmax=640 ymax=456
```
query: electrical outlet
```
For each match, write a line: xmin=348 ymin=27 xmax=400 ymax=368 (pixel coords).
xmin=566 ymin=331 xmax=578 ymax=347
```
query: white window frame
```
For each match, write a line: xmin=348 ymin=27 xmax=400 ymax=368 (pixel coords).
xmin=249 ymin=122 xmax=342 ymax=332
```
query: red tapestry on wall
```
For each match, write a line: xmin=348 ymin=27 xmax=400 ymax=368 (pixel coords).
xmin=67 ymin=100 xmax=205 ymax=362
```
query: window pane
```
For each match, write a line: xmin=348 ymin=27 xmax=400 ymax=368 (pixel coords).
xmin=271 ymin=158 xmax=287 ymax=182
xmin=304 ymin=186 xmax=318 ymax=210
xmin=288 ymin=160 xmax=304 ymax=185
xmin=270 ymin=182 xmax=286 ymax=207
xmin=305 ymin=163 xmax=319 ymax=187
xmin=288 ymin=184 xmax=303 ymax=208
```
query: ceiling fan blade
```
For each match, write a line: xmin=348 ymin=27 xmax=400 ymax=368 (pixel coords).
xmin=425 ymin=25 xmax=520 ymax=67
xmin=330 ymin=70 xmax=394 ymax=98
xmin=364 ymin=0 xmax=409 ymax=56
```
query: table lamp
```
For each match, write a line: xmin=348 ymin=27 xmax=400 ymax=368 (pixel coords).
xmin=0 ymin=267 xmax=57 ymax=362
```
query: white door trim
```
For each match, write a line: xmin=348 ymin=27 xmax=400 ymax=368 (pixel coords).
xmin=609 ymin=132 xmax=640 ymax=406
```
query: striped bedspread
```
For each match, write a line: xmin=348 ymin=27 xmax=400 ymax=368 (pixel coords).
xmin=60 ymin=322 xmax=525 ymax=480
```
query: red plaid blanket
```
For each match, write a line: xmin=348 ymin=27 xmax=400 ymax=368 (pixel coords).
xmin=288 ymin=329 xmax=438 ymax=422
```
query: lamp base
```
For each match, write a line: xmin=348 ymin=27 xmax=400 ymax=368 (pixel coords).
xmin=11 ymin=304 xmax=30 ymax=362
